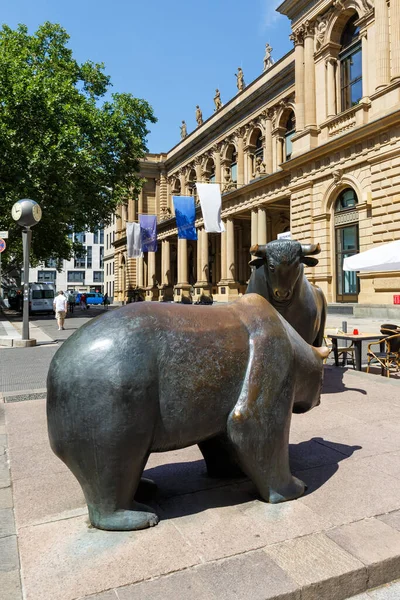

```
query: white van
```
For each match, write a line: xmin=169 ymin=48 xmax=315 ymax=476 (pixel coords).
xmin=29 ymin=283 xmax=56 ymax=314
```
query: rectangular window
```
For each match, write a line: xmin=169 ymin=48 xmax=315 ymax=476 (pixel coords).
xmin=38 ymin=271 xmax=56 ymax=282
xmin=93 ymin=271 xmax=104 ymax=282
xmin=67 ymin=271 xmax=85 ymax=282
xmin=99 ymin=229 xmax=104 ymax=244
xmin=100 ymin=246 xmax=104 ymax=268
xmin=86 ymin=246 xmax=92 ymax=269
xmin=45 ymin=258 xmax=58 ymax=268
xmin=74 ymin=254 xmax=86 ymax=268
xmin=93 ymin=230 xmax=98 ymax=244
xmin=74 ymin=232 xmax=86 ymax=244
xmin=113 ymin=261 xmax=115 ymax=275
xmin=341 ymin=45 xmax=362 ymax=110
xmin=230 ymin=163 xmax=237 ymax=183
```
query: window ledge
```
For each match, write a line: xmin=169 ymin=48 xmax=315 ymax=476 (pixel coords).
xmin=320 ymin=100 xmax=371 ymax=139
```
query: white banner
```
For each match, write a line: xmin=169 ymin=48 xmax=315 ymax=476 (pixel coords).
xmin=196 ymin=183 xmax=225 ymax=233
xmin=126 ymin=222 xmax=142 ymax=258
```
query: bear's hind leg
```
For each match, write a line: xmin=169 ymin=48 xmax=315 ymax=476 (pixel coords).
xmin=84 ymin=447 xmax=159 ymax=531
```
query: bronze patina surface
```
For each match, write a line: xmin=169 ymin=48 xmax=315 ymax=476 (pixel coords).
xmin=47 ymin=294 xmax=327 ymax=531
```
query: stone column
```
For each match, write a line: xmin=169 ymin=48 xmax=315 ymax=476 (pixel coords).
xmin=138 ymin=189 xmax=144 ymax=215
xmin=264 ymin=112 xmax=273 ymax=173
xmin=358 ymin=32 xmax=369 ymax=99
xmin=128 ymin=196 xmax=136 ymax=222
xmin=116 ymin=205 xmax=122 ymax=240
xmin=155 ymin=177 xmax=160 ymax=217
xmin=147 ymin=251 xmax=156 ymax=288
xmin=159 ymin=169 xmax=168 ymax=215
xmin=238 ymin=227 xmax=244 ymax=283
xmin=391 ymin=0 xmax=400 ymax=81
xmin=326 ymin=58 xmax=337 ymax=118
xmin=201 ymin=228 xmax=209 ymax=283
xmin=137 ymin=257 xmax=144 ymax=287
xmin=272 ymin=132 xmax=277 ymax=171
xmin=167 ymin=179 xmax=172 ymax=213
xmin=220 ymin=224 xmax=227 ymax=281
xmin=162 ymin=239 xmax=170 ymax=285
xmin=291 ymin=28 xmax=305 ymax=131
xmin=196 ymin=227 xmax=202 ymax=282
xmin=226 ymin=218 xmax=235 ymax=281
xmin=258 ymin=208 xmax=267 ymax=245
xmin=195 ymin=158 xmax=202 ymax=183
xmin=251 ymin=209 xmax=258 ymax=246
xmin=236 ymin=133 xmax=245 ymax=185
xmin=213 ymin=147 xmax=221 ymax=184
xmin=375 ymin=0 xmax=390 ymax=90
xmin=177 ymin=238 xmax=188 ymax=285
xmin=304 ymin=21 xmax=316 ymax=128
xmin=179 ymin=170 xmax=187 ymax=196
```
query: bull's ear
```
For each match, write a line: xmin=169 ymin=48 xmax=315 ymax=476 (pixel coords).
xmin=249 ymin=258 xmax=265 ymax=268
xmin=301 ymin=257 xmax=319 ymax=267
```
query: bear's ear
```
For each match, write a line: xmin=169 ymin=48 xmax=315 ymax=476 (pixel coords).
xmin=249 ymin=258 xmax=265 ymax=268
xmin=301 ymin=257 xmax=319 ymax=267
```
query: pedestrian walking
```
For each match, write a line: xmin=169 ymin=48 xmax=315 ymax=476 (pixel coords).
xmin=80 ymin=293 xmax=87 ymax=310
xmin=67 ymin=291 xmax=75 ymax=314
xmin=103 ymin=292 xmax=109 ymax=309
xmin=53 ymin=290 xmax=68 ymax=331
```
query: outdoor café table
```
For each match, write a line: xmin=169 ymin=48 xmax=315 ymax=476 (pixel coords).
xmin=327 ymin=332 xmax=386 ymax=371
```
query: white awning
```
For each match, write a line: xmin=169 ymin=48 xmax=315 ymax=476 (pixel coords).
xmin=343 ymin=240 xmax=400 ymax=272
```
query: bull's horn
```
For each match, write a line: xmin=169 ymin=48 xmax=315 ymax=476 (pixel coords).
xmin=301 ymin=243 xmax=321 ymax=256
xmin=250 ymin=244 xmax=268 ymax=257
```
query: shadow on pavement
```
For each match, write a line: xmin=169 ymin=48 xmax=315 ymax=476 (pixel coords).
xmin=322 ymin=366 xmax=367 ymax=395
xmin=143 ymin=437 xmax=361 ymax=518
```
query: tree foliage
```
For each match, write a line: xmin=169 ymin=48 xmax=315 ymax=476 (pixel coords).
xmin=0 ymin=22 xmax=156 ymax=268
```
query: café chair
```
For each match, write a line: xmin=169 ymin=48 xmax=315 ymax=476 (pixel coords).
xmin=367 ymin=332 xmax=400 ymax=378
xmin=323 ymin=333 xmax=356 ymax=369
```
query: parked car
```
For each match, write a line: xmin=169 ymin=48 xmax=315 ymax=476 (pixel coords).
xmin=75 ymin=292 xmax=104 ymax=306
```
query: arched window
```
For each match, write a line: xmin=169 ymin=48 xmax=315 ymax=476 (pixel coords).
xmin=254 ymin=131 xmax=263 ymax=160
xmin=284 ymin=111 xmax=295 ymax=161
xmin=209 ymin=165 xmax=216 ymax=184
xmin=340 ymin=14 xmax=362 ymax=111
xmin=334 ymin=188 xmax=359 ymax=302
xmin=230 ymin=149 xmax=237 ymax=183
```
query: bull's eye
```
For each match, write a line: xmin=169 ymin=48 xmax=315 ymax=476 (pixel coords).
xmin=269 ymin=264 xmax=275 ymax=272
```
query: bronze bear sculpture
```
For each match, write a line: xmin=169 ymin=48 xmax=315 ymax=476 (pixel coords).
xmin=47 ymin=294 xmax=328 ymax=531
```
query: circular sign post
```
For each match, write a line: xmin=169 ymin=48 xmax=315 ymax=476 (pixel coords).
xmin=0 ymin=238 xmax=5 ymax=300
xmin=11 ymin=199 xmax=42 ymax=341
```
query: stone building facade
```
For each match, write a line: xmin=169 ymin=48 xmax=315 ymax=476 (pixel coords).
xmin=114 ymin=0 xmax=400 ymax=310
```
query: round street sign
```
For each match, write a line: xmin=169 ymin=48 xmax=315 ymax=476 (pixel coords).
xmin=0 ymin=238 xmax=6 ymax=253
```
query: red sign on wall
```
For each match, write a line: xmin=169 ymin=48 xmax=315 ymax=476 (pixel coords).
xmin=394 ymin=295 xmax=400 ymax=305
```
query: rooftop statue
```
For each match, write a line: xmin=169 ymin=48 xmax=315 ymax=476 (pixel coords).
xmin=236 ymin=67 xmax=245 ymax=92
xmin=195 ymin=105 xmax=203 ymax=126
xmin=180 ymin=120 xmax=187 ymax=139
xmin=214 ymin=88 xmax=222 ymax=111
xmin=47 ymin=293 xmax=328 ymax=531
xmin=263 ymin=43 xmax=274 ymax=71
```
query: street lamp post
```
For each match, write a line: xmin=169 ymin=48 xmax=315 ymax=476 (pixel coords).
xmin=11 ymin=199 xmax=42 ymax=341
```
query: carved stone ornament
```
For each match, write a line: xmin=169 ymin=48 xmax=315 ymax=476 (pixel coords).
xmin=304 ymin=20 xmax=315 ymax=37
xmin=253 ymin=156 xmax=267 ymax=179
xmin=332 ymin=169 xmax=344 ymax=186
xmin=290 ymin=26 xmax=305 ymax=46
xmin=315 ymin=16 xmax=327 ymax=50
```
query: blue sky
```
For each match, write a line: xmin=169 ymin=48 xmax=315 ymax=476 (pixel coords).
xmin=1 ymin=0 xmax=292 ymax=153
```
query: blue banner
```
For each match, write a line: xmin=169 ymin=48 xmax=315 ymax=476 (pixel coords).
xmin=173 ymin=196 xmax=198 ymax=240
xmin=139 ymin=214 xmax=158 ymax=252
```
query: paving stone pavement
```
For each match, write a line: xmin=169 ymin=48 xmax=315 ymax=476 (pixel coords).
xmin=1 ymin=365 xmax=400 ymax=600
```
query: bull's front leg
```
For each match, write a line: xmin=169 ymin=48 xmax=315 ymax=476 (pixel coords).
xmin=227 ymin=377 xmax=305 ymax=504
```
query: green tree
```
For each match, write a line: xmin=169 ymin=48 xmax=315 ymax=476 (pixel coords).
xmin=0 ymin=21 xmax=156 ymax=268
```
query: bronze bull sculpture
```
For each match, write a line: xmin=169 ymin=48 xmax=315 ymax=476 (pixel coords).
xmin=47 ymin=294 xmax=328 ymax=531
xmin=246 ymin=240 xmax=326 ymax=346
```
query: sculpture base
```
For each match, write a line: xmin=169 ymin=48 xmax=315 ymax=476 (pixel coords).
xmin=173 ymin=283 xmax=192 ymax=303
xmin=215 ymin=280 xmax=240 ymax=303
